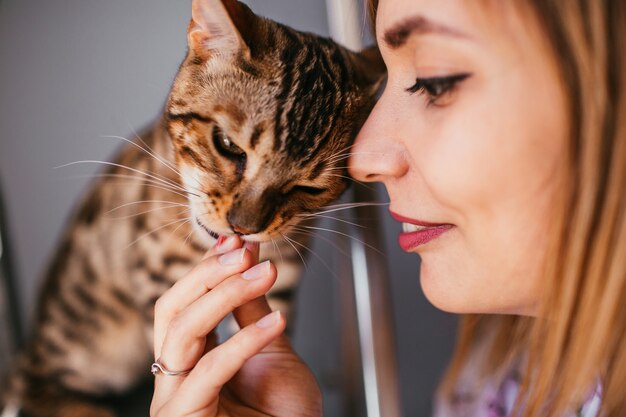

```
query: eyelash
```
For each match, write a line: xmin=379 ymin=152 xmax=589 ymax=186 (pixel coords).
xmin=406 ymin=73 xmax=471 ymax=106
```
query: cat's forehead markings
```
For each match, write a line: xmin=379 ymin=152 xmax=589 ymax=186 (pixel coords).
xmin=308 ymin=160 xmax=327 ymax=181
xmin=213 ymin=104 xmax=245 ymax=127
xmin=249 ymin=123 xmax=265 ymax=150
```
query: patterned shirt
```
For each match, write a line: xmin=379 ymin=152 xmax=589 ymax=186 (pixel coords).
xmin=433 ymin=365 xmax=602 ymax=417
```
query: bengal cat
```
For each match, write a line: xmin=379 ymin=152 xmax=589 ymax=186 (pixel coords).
xmin=0 ymin=0 xmax=384 ymax=416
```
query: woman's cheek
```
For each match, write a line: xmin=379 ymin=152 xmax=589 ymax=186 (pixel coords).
xmin=417 ymin=116 xmax=500 ymax=217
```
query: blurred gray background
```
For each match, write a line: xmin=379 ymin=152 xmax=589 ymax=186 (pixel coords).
xmin=0 ymin=0 xmax=457 ymax=415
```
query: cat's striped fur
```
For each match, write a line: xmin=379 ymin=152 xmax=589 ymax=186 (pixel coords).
xmin=1 ymin=0 xmax=384 ymax=416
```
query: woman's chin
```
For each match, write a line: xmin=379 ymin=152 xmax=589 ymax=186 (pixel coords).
xmin=420 ymin=263 xmax=539 ymax=316
xmin=419 ymin=261 xmax=464 ymax=314
xmin=419 ymin=260 xmax=495 ymax=315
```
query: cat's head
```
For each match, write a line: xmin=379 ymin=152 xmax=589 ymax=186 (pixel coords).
xmin=166 ymin=0 xmax=385 ymax=243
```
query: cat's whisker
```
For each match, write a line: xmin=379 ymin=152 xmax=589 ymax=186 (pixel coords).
xmin=320 ymin=201 xmax=389 ymax=209
xmin=107 ymin=133 xmax=206 ymax=196
xmin=182 ymin=228 xmax=196 ymax=248
xmin=106 ymin=205 xmax=190 ymax=220
xmin=270 ymin=237 xmax=284 ymax=265
xmin=61 ymin=172 xmax=196 ymax=200
xmin=301 ymin=201 xmax=390 ymax=218
xmin=294 ymin=213 xmax=366 ymax=228
xmin=119 ymin=181 xmax=193 ymax=200
xmin=296 ymin=224 xmax=385 ymax=256
xmin=124 ymin=216 xmax=190 ymax=250
xmin=281 ymin=232 xmax=341 ymax=282
xmin=101 ymin=135 xmax=183 ymax=180
xmin=125 ymin=129 xmax=206 ymax=195
xmin=323 ymin=143 xmax=357 ymax=161
xmin=322 ymin=165 xmax=350 ymax=171
xmin=124 ymin=121 xmax=183 ymax=178
xmin=55 ymin=160 xmax=191 ymax=195
xmin=325 ymin=151 xmax=382 ymax=165
xmin=321 ymin=173 xmax=375 ymax=191
xmin=105 ymin=199 xmax=189 ymax=215
xmin=289 ymin=227 xmax=351 ymax=258
xmin=167 ymin=211 xmax=196 ymax=241
xmin=322 ymin=144 xmax=357 ymax=163
xmin=280 ymin=233 xmax=307 ymax=271
xmin=55 ymin=160 xmax=200 ymax=197
xmin=124 ymin=121 xmax=184 ymax=179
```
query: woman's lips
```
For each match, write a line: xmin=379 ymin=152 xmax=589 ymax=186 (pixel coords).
xmin=390 ymin=210 xmax=454 ymax=251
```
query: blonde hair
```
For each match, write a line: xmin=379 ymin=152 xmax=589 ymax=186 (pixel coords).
xmin=366 ymin=1 xmax=626 ymax=416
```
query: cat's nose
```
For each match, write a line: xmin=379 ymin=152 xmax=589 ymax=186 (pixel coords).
xmin=229 ymin=222 xmax=257 ymax=236
xmin=226 ymin=204 xmax=274 ymax=236
xmin=227 ymin=188 xmax=281 ymax=235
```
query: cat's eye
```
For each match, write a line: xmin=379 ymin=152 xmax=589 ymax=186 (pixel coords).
xmin=292 ymin=185 xmax=326 ymax=196
xmin=406 ymin=73 xmax=471 ymax=107
xmin=212 ymin=126 xmax=245 ymax=158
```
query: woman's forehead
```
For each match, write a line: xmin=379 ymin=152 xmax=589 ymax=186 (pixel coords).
xmin=376 ymin=0 xmax=478 ymax=40
xmin=375 ymin=0 xmax=543 ymax=63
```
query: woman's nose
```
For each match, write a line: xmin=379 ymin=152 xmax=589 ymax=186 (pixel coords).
xmin=348 ymin=97 xmax=409 ymax=183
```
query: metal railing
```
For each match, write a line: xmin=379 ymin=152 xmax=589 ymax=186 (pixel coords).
xmin=325 ymin=1 xmax=403 ymax=416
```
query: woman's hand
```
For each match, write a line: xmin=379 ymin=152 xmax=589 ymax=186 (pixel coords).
xmin=150 ymin=236 xmax=322 ymax=417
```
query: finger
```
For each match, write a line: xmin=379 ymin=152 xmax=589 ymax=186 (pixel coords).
xmin=201 ymin=234 xmax=238 ymax=260
xmin=160 ymin=235 xmax=241 ymax=313
xmin=154 ymin=242 xmax=255 ymax=360
xmin=234 ymin=241 xmax=274 ymax=328
xmin=233 ymin=295 xmax=273 ymax=328
xmin=154 ymin=259 xmax=277 ymax=404
xmin=243 ymin=241 xmax=260 ymax=262
xmin=159 ymin=260 xmax=277 ymax=369
xmin=161 ymin=311 xmax=286 ymax=415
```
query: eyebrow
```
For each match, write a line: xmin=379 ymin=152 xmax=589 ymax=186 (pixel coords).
xmin=383 ymin=15 xmax=469 ymax=49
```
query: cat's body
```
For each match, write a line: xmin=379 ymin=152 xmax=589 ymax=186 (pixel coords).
xmin=5 ymin=123 xmax=307 ymax=417
xmin=1 ymin=1 xmax=384 ymax=416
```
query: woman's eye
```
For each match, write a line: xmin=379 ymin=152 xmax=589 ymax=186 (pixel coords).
xmin=406 ymin=73 xmax=471 ymax=106
xmin=212 ymin=126 xmax=245 ymax=158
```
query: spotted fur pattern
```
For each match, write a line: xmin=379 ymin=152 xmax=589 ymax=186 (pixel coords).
xmin=0 ymin=0 xmax=384 ymax=416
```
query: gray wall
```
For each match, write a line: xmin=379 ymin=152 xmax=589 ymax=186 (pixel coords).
xmin=0 ymin=0 xmax=457 ymax=415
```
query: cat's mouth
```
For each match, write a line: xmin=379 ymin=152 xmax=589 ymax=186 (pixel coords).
xmin=194 ymin=216 xmax=277 ymax=243
xmin=195 ymin=217 xmax=220 ymax=240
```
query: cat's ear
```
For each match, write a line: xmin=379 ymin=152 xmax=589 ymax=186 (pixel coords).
xmin=188 ymin=0 xmax=255 ymax=60
xmin=352 ymin=45 xmax=387 ymax=94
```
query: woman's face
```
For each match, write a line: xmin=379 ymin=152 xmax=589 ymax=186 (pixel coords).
xmin=349 ymin=0 xmax=568 ymax=316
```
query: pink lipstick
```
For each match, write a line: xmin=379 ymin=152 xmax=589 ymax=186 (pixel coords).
xmin=390 ymin=211 xmax=453 ymax=251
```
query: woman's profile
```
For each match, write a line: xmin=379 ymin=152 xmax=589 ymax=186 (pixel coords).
xmin=150 ymin=1 xmax=626 ymax=416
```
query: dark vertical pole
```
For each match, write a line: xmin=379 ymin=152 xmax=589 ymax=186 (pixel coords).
xmin=0 ymin=181 xmax=23 ymax=350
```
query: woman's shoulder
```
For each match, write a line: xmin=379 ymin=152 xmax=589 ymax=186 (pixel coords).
xmin=432 ymin=361 xmax=602 ymax=417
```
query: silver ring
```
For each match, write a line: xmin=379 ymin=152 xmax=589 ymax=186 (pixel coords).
xmin=151 ymin=358 xmax=192 ymax=377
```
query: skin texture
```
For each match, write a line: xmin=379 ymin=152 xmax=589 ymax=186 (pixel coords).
xmin=350 ymin=0 xmax=568 ymax=316
xmin=151 ymin=0 xmax=571 ymax=415
xmin=151 ymin=237 xmax=321 ymax=417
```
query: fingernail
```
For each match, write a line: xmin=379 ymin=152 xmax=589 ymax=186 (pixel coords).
xmin=215 ymin=235 xmax=227 ymax=248
xmin=242 ymin=261 xmax=270 ymax=280
xmin=216 ymin=236 xmax=238 ymax=254
xmin=218 ymin=248 xmax=246 ymax=265
xmin=256 ymin=311 xmax=280 ymax=329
